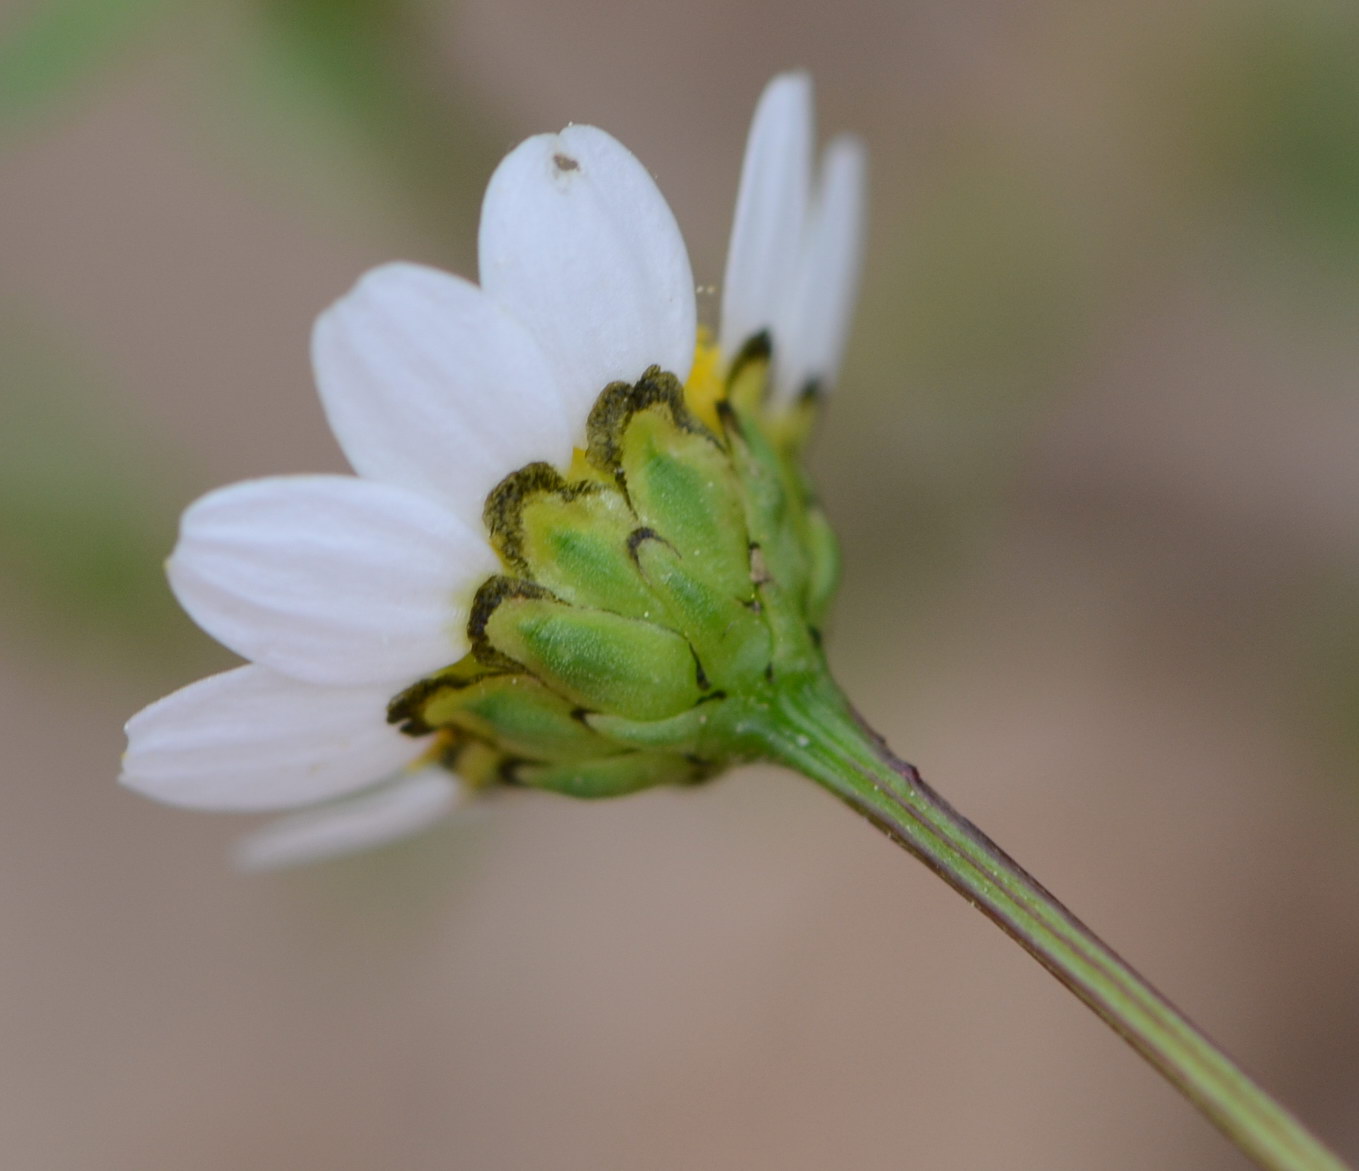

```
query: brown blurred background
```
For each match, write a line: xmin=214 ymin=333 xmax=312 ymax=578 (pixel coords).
xmin=2 ymin=1 xmax=1358 ymax=1167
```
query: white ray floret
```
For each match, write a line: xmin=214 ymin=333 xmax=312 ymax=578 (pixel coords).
xmin=721 ymin=72 xmax=868 ymax=404
xmin=122 ymin=665 xmax=422 ymax=812
xmin=167 ymin=475 xmax=497 ymax=688
xmin=775 ymin=134 xmax=869 ymax=402
xmin=479 ymin=125 xmax=697 ymax=421
xmin=313 ymin=262 xmax=577 ymax=527
xmin=720 ymin=71 xmax=814 ymax=362
xmin=234 ymin=770 xmax=462 ymax=871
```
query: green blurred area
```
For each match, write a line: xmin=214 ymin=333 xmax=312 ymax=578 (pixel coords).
xmin=0 ymin=0 xmax=181 ymax=139
xmin=1163 ymin=1 xmax=1359 ymax=264
xmin=245 ymin=0 xmax=501 ymax=233
xmin=0 ymin=315 xmax=202 ymax=672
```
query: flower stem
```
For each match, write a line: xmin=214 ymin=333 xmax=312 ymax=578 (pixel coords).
xmin=742 ymin=669 xmax=1351 ymax=1171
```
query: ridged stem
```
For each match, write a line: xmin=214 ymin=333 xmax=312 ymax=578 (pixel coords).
xmin=741 ymin=670 xmax=1351 ymax=1171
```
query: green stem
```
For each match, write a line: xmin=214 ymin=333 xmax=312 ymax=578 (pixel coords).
xmin=741 ymin=669 xmax=1351 ymax=1171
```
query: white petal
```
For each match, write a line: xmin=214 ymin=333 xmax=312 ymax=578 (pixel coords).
xmin=167 ymin=475 xmax=496 ymax=687
xmin=312 ymin=263 xmax=576 ymax=523
xmin=719 ymin=72 xmax=814 ymax=359
xmin=122 ymin=665 xmax=423 ymax=811
xmin=234 ymin=769 xmax=461 ymax=871
xmin=775 ymin=135 xmax=869 ymax=403
xmin=478 ymin=125 xmax=696 ymax=420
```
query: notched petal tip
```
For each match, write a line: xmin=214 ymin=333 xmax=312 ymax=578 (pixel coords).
xmin=479 ymin=124 xmax=697 ymax=416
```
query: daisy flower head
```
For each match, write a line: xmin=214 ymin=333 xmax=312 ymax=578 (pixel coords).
xmin=121 ymin=72 xmax=867 ymax=869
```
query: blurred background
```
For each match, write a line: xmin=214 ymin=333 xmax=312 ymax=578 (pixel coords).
xmin=2 ymin=0 xmax=1358 ymax=1167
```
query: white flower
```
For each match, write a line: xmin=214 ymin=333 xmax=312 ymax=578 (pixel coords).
xmin=121 ymin=72 xmax=866 ymax=868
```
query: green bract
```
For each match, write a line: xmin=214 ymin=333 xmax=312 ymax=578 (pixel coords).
xmin=386 ymin=342 xmax=840 ymax=800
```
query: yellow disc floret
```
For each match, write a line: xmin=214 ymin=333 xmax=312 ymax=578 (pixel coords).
xmin=682 ymin=328 xmax=726 ymax=432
